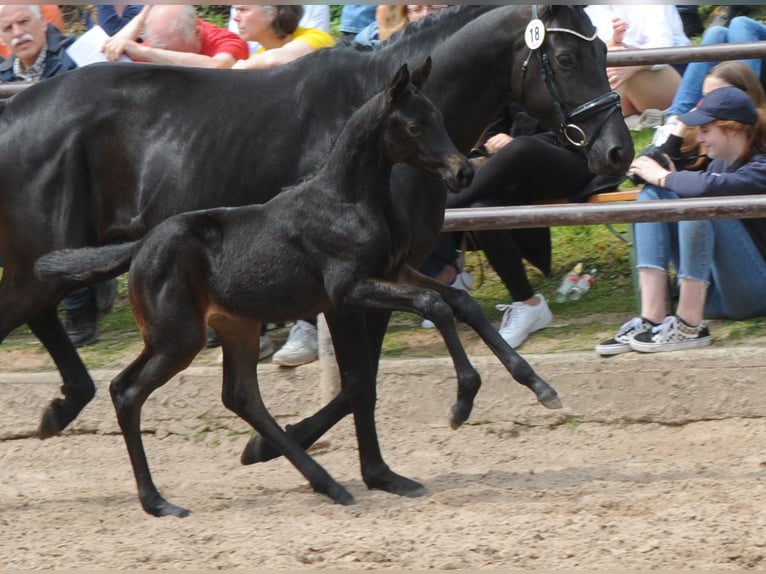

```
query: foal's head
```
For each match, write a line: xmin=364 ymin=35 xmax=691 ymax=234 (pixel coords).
xmin=382 ymin=58 xmax=474 ymax=191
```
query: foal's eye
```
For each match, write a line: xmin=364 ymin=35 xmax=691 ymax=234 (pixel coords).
xmin=407 ymin=122 xmax=422 ymax=136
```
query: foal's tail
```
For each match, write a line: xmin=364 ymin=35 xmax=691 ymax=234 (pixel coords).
xmin=34 ymin=242 xmax=138 ymax=284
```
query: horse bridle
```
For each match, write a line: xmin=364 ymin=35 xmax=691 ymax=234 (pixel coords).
xmin=520 ymin=5 xmax=621 ymax=149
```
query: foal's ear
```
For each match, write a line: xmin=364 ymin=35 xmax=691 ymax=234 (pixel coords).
xmin=388 ymin=63 xmax=411 ymax=103
xmin=410 ymin=56 xmax=432 ymax=90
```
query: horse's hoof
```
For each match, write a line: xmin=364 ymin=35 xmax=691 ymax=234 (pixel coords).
xmin=365 ymin=469 xmax=425 ymax=497
xmin=144 ymin=499 xmax=190 ymax=518
xmin=449 ymin=401 xmax=472 ymax=429
xmin=328 ymin=485 xmax=355 ymax=506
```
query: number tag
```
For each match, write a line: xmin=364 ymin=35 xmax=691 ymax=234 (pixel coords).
xmin=525 ymin=19 xmax=545 ymax=50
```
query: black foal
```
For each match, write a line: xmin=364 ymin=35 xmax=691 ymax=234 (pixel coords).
xmin=36 ymin=60 xmax=487 ymax=517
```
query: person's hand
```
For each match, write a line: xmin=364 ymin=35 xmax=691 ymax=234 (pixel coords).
xmin=102 ymin=36 xmax=138 ymax=61
xmin=483 ymin=133 xmax=512 ymax=154
xmin=610 ymin=17 xmax=627 ymax=46
xmin=629 ymin=154 xmax=673 ymax=187
xmin=606 ymin=63 xmax=644 ymax=90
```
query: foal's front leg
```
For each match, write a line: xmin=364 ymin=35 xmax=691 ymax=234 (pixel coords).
xmin=339 ymin=278 xmax=483 ymax=429
xmin=400 ymin=266 xmax=562 ymax=412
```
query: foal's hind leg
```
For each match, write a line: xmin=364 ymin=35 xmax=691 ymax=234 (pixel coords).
xmin=219 ymin=322 xmax=354 ymax=505
xmin=111 ymin=344 xmax=198 ymax=518
xmin=0 ymin=276 xmax=95 ymax=438
xmin=402 ymin=266 xmax=562 ymax=413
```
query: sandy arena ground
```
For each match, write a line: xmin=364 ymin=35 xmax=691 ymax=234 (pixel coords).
xmin=2 ymin=348 xmax=766 ymax=570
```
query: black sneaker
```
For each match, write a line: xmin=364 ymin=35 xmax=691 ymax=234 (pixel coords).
xmin=595 ymin=316 xmax=657 ymax=356
xmin=629 ymin=315 xmax=712 ymax=353
xmin=65 ymin=298 xmax=100 ymax=347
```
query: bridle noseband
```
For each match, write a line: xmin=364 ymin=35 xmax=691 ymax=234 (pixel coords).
xmin=520 ymin=6 xmax=621 ymax=149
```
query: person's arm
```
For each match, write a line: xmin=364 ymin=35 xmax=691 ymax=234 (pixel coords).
xmin=97 ymin=5 xmax=143 ymax=36
xmin=115 ymin=42 xmax=238 ymax=68
xmin=232 ymin=40 xmax=313 ymax=70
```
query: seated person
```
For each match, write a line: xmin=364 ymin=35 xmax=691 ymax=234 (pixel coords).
xmin=424 ymin=103 xmax=602 ymax=348
xmin=585 ymin=4 xmax=690 ymax=122
xmin=93 ymin=5 xmax=143 ymax=36
xmin=659 ymin=15 xmax=766 ymax=133
xmin=228 ymin=4 xmax=330 ymax=55
xmin=597 ymin=85 xmax=766 ymax=355
xmin=231 ymin=5 xmax=334 ymax=70
xmin=102 ymin=5 xmax=249 ymax=69
xmin=0 ymin=4 xmax=62 ymax=60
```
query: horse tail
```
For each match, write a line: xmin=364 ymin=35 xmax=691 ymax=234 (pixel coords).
xmin=34 ymin=242 xmax=137 ymax=284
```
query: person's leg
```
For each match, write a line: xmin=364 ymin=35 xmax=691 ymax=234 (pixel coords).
xmin=727 ymin=16 xmax=766 ymax=78
xmin=596 ymin=185 xmax=674 ymax=355
xmin=633 ymin=186 xmax=678 ymax=320
xmin=620 ymin=66 xmax=681 ymax=117
xmin=474 ymin=228 xmax=552 ymax=348
xmin=630 ymin=217 xmax=715 ymax=353
xmin=701 ymin=219 xmax=766 ymax=320
xmin=667 ymin=26 xmax=729 ymax=118
xmin=62 ymin=286 xmax=100 ymax=347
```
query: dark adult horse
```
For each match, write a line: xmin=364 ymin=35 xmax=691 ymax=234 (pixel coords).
xmin=0 ymin=6 xmax=632 ymax=493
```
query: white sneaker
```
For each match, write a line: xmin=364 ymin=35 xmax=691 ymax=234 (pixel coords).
xmin=216 ymin=333 xmax=275 ymax=365
xmin=272 ymin=320 xmax=318 ymax=367
xmin=422 ymin=271 xmax=474 ymax=329
xmin=496 ymin=294 xmax=553 ymax=349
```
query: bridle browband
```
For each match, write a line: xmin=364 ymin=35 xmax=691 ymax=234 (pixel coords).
xmin=520 ymin=5 xmax=621 ymax=149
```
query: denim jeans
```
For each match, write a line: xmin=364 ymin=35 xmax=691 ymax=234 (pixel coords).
xmin=634 ymin=185 xmax=766 ymax=319
xmin=668 ymin=17 xmax=766 ymax=117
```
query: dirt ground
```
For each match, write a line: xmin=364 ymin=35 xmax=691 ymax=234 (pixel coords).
xmin=2 ymin=347 xmax=766 ymax=570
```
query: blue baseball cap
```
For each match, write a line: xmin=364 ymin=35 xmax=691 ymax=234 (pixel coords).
xmin=679 ymin=86 xmax=758 ymax=126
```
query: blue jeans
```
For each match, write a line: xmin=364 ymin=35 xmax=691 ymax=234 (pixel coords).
xmin=668 ymin=17 xmax=766 ymax=117
xmin=634 ymin=185 xmax=766 ymax=319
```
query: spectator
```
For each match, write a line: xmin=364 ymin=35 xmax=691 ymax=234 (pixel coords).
xmin=596 ymin=86 xmax=766 ymax=355
xmin=339 ymin=5 xmax=376 ymax=42
xmin=0 ymin=4 xmax=62 ymax=59
xmin=102 ymin=5 xmax=249 ymax=69
xmin=226 ymin=5 xmax=334 ymax=365
xmin=94 ymin=5 xmax=143 ymax=36
xmin=231 ymin=5 xmax=334 ymax=70
xmin=585 ymin=4 xmax=690 ymax=124
xmin=228 ymin=4 xmax=329 ymax=55
xmin=661 ymin=15 xmax=766 ymax=130
xmin=0 ymin=4 xmax=115 ymax=347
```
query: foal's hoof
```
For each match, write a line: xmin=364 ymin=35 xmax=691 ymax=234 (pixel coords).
xmin=449 ymin=401 xmax=473 ymax=429
xmin=537 ymin=386 xmax=563 ymax=410
xmin=37 ymin=399 xmax=74 ymax=439
xmin=240 ymin=434 xmax=280 ymax=465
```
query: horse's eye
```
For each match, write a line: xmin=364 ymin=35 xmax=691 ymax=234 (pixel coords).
xmin=557 ymin=53 xmax=576 ymax=70
xmin=407 ymin=122 xmax=422 ymax=136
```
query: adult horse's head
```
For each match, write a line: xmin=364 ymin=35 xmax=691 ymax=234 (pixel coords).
xmin=511 ymin=5 xmax=634 ymax=175
xmin=384 ymin=58 xmax=474 ymax=191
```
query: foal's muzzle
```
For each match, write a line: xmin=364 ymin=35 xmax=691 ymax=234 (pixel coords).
xmin=442 ymin=154 xmax=474 ymax=192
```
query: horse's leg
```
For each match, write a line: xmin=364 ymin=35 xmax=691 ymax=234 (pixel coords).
xmin=28 ymin=309 xmax=97 ymax=438
xmin=219 ymin=322 xmax=354 ymax=505
xmin=401 ymin=266 xmax=562 ymax=412
xmin=0 ymin=275 xmax=95 ymax=438
xmin=324 ymin=311 xmax=425 ymax=496
xmin=240 ymin=310 xmax=391 ymax=465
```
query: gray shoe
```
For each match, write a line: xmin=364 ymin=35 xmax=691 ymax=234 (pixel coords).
xmin=595 ymin=316 xmax=656 ymax=356
xmin=629 ymin=315 xmax=711 ymax=353
xmin=272 ymin=320 xmax=318 ymax=367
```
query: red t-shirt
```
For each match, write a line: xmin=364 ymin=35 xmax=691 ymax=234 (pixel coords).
xmin=198 ymin=19 xmax=249 ymax=60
